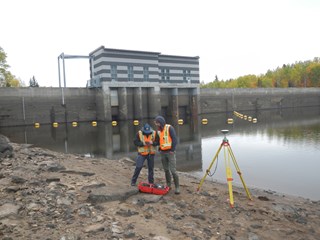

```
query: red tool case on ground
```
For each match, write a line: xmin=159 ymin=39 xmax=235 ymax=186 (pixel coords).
xmin=138 ymin=182 xmax=170 ymax=195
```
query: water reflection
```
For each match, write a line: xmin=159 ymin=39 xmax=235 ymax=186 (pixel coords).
xmin=1 ymin=106 xmax=320 ymax=200
xmin=198 ymin=106 xmax=320 ymax=200
xmin=0 ymin=115 xmax=202 ymax=172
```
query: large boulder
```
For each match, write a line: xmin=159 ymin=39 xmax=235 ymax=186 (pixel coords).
xmin=0 ymin=134 xmax=13 ymax=158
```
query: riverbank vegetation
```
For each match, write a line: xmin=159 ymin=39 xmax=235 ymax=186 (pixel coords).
xmin=202 ymin=58 xmax=320 ymax=88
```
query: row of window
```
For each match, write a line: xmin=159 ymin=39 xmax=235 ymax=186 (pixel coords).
xmin=110 ymin=65 xmax=192 ymax=82
xmin=111 ymin=65 xmax=149 ymax=81
xmin=160 ymin=69 xmax=191 ymax=81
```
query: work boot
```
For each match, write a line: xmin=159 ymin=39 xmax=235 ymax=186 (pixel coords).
xmin=165 ymin=172 xmax=171 ymax=188
xmin=174 ymin=186 xmax=180 ymax=195
xmin=173 ymin=174 xmax=180 ymax=194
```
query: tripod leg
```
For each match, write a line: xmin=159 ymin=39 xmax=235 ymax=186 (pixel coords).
xmin=197 ymin=144 xmax=223 ymax=191
xmin=227 ymin=146 xmax=252 ymax=200
xmin=225 ymin=146 xmax=235 ymax=207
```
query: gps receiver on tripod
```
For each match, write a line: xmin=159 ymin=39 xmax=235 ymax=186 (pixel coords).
xmin=197 ymin=129 xmax=252 ymax=207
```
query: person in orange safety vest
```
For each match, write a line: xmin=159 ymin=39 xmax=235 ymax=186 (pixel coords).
xmin=131 ymin=123 xmax=159 ymax=186
xmin=154 ymin=116 xmax=180 ymax=194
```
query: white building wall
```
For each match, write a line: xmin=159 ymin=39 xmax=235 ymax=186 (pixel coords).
xmin=95 ymin=57 xmax=158 ymax=65
xmin=159 ymin=62 xmax=199 ymax=68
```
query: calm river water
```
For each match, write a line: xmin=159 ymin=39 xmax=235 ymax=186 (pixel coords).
xmin=1 ymin=106 xmax=319 ymax=200
xmin=197 ymin=107 xmax=320 ymax=201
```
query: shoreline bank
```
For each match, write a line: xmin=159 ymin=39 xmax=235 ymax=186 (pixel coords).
xmin=0 ymin=142 xmax=319 ymax=239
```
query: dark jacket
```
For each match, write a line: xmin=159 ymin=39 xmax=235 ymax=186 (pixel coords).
xmin=154 ymin=116 xmax=177 ymax=152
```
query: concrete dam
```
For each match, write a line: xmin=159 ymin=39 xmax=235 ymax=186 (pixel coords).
xmin=0 ymin=86 xmax=319 ymax=127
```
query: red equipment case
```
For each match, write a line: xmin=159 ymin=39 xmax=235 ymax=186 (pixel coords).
xmin=138 ymin=182 xmax=170 ymax=195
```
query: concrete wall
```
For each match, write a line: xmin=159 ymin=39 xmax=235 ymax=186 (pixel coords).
xmin=1 ymin=87 xmax=319 ymax=127
xmin=200 ymin=88 xmax=320 ymax=114
xmin=0 ymin=88 xmax=98 ymax=127
xmin=0 ymin=86 xmax=196 ymax=127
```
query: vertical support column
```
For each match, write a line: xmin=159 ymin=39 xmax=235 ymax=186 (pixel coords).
xmin=190 ymin=87 xmax=200 ymax=141
xmin=133 ymin=87 xmax=143 ymax=120
xmin=171 ymin=88 xmax=179 ymax=124
xmin=190 ymin=87 xmax=200 ymax=117
xmin=120 ymin=120 xmax=130 ymax=152
xmin=148 ymin=86 xmax=161 ymax=118
xmin=170 ymin=88 xmax=179 ymax=140
xmin=101 ymin=83 xmax=112 ymax=121
xmin=118 ymin=87 xmax=128 ymax=121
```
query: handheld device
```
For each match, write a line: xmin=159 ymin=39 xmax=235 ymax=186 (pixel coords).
xmin=221 ymin=129 xmax=229 ymax=134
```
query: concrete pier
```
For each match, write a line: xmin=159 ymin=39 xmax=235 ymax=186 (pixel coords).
xmin=148 ymin=86 xmax=161 ymax=119
xmin=133 ymin=87 xmax=143 ymax=120
xmin=170 ymin=88 xmax=179 ymax=123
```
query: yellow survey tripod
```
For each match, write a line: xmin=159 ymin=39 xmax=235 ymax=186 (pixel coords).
xmin=197 ymin=129 xmax=252 ymax=207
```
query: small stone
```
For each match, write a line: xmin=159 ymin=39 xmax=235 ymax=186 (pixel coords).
xmin=84 ymin=223 xmax=105 ymax=233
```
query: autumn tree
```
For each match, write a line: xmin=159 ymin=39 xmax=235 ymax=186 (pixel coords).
xmin=0 ymin=46 xmax=22 ymax=87
xmin=0 ymin=46 xmax=8 ymax=87
xmin=258 ymin=75 xmax=273 ymax=87
xmin=197 ymin=58 xmax=320 ymax=89
xmin=236 ymin=75 xmax=257 ymax=88
xmin=306 ymin=62 xmax=320 ymax=87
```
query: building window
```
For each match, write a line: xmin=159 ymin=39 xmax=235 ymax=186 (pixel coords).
xmin=143 ymin=66 xmax=149 ymax=81
xmin=165 ymin=69 xmax=170 ymax=81
xmin=128 ymin=65 xmax=133 ymax=81
xmin=183 ymin=69 xmax=191 ymax=82
xmin=160 ymin=68 xmax=170 ymax=82
xmin=111 ymin=65 xmax=117 ymax=81
xmin=161 ymin=68 xmax=165 ymax=81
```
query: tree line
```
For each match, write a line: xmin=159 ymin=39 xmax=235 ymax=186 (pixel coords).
xmin=0 ymin=46 xmax=39 ymax=87
xmin=201 ymin=58 xmax=320 ymax=88
xmin=2 ymin=45 xmax=319 ymax=89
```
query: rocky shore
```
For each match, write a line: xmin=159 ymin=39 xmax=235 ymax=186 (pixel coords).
xmin=0 ymin=135 xmax=320 ymax=240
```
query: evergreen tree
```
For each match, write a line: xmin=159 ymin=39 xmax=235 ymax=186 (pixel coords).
xmin=29 ymin=76 xmax=39 ymax=87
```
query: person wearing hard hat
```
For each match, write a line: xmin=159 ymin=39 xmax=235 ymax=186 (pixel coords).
xmin=154 ymin=116 xmax=180 ymax=194
xmin=131 ymin=123 xmax=159 ymax=186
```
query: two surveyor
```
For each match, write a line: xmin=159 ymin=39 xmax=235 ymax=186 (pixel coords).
xmin=131 ymin=116 xmax=180 ymax=195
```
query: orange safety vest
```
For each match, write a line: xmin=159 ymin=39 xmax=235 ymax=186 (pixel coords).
xmin=159 ymin=124 xmax=172 ymax=151
xmin=137 ymin=130 xmax=157 ymax=155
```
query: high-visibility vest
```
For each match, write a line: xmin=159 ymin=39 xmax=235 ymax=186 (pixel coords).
xmin=159 ymin=124 xmax=172 ymax=151
xmin=137 ymin=130 xmax=157 ymax=155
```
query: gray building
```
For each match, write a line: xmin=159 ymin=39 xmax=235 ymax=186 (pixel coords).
xmin=88 ymin=46 xmax=200 ymax=87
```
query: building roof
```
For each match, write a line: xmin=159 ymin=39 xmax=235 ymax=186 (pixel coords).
xmin=89 ymin=45 xmax=199 ymax=59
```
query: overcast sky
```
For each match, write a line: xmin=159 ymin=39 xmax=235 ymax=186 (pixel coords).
xmin=2 ymin=0 xmax=320 ymax=87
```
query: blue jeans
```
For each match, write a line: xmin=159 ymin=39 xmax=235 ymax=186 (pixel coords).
xmin=131 ymin=154 xmax=155 ymax=184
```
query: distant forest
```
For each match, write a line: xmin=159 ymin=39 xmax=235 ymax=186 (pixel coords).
xmin=201 ymin=57 xmax=320 ymax=88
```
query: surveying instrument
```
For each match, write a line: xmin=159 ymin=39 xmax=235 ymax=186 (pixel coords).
xmin=197 ymin=129 xmax=252 ymax=207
